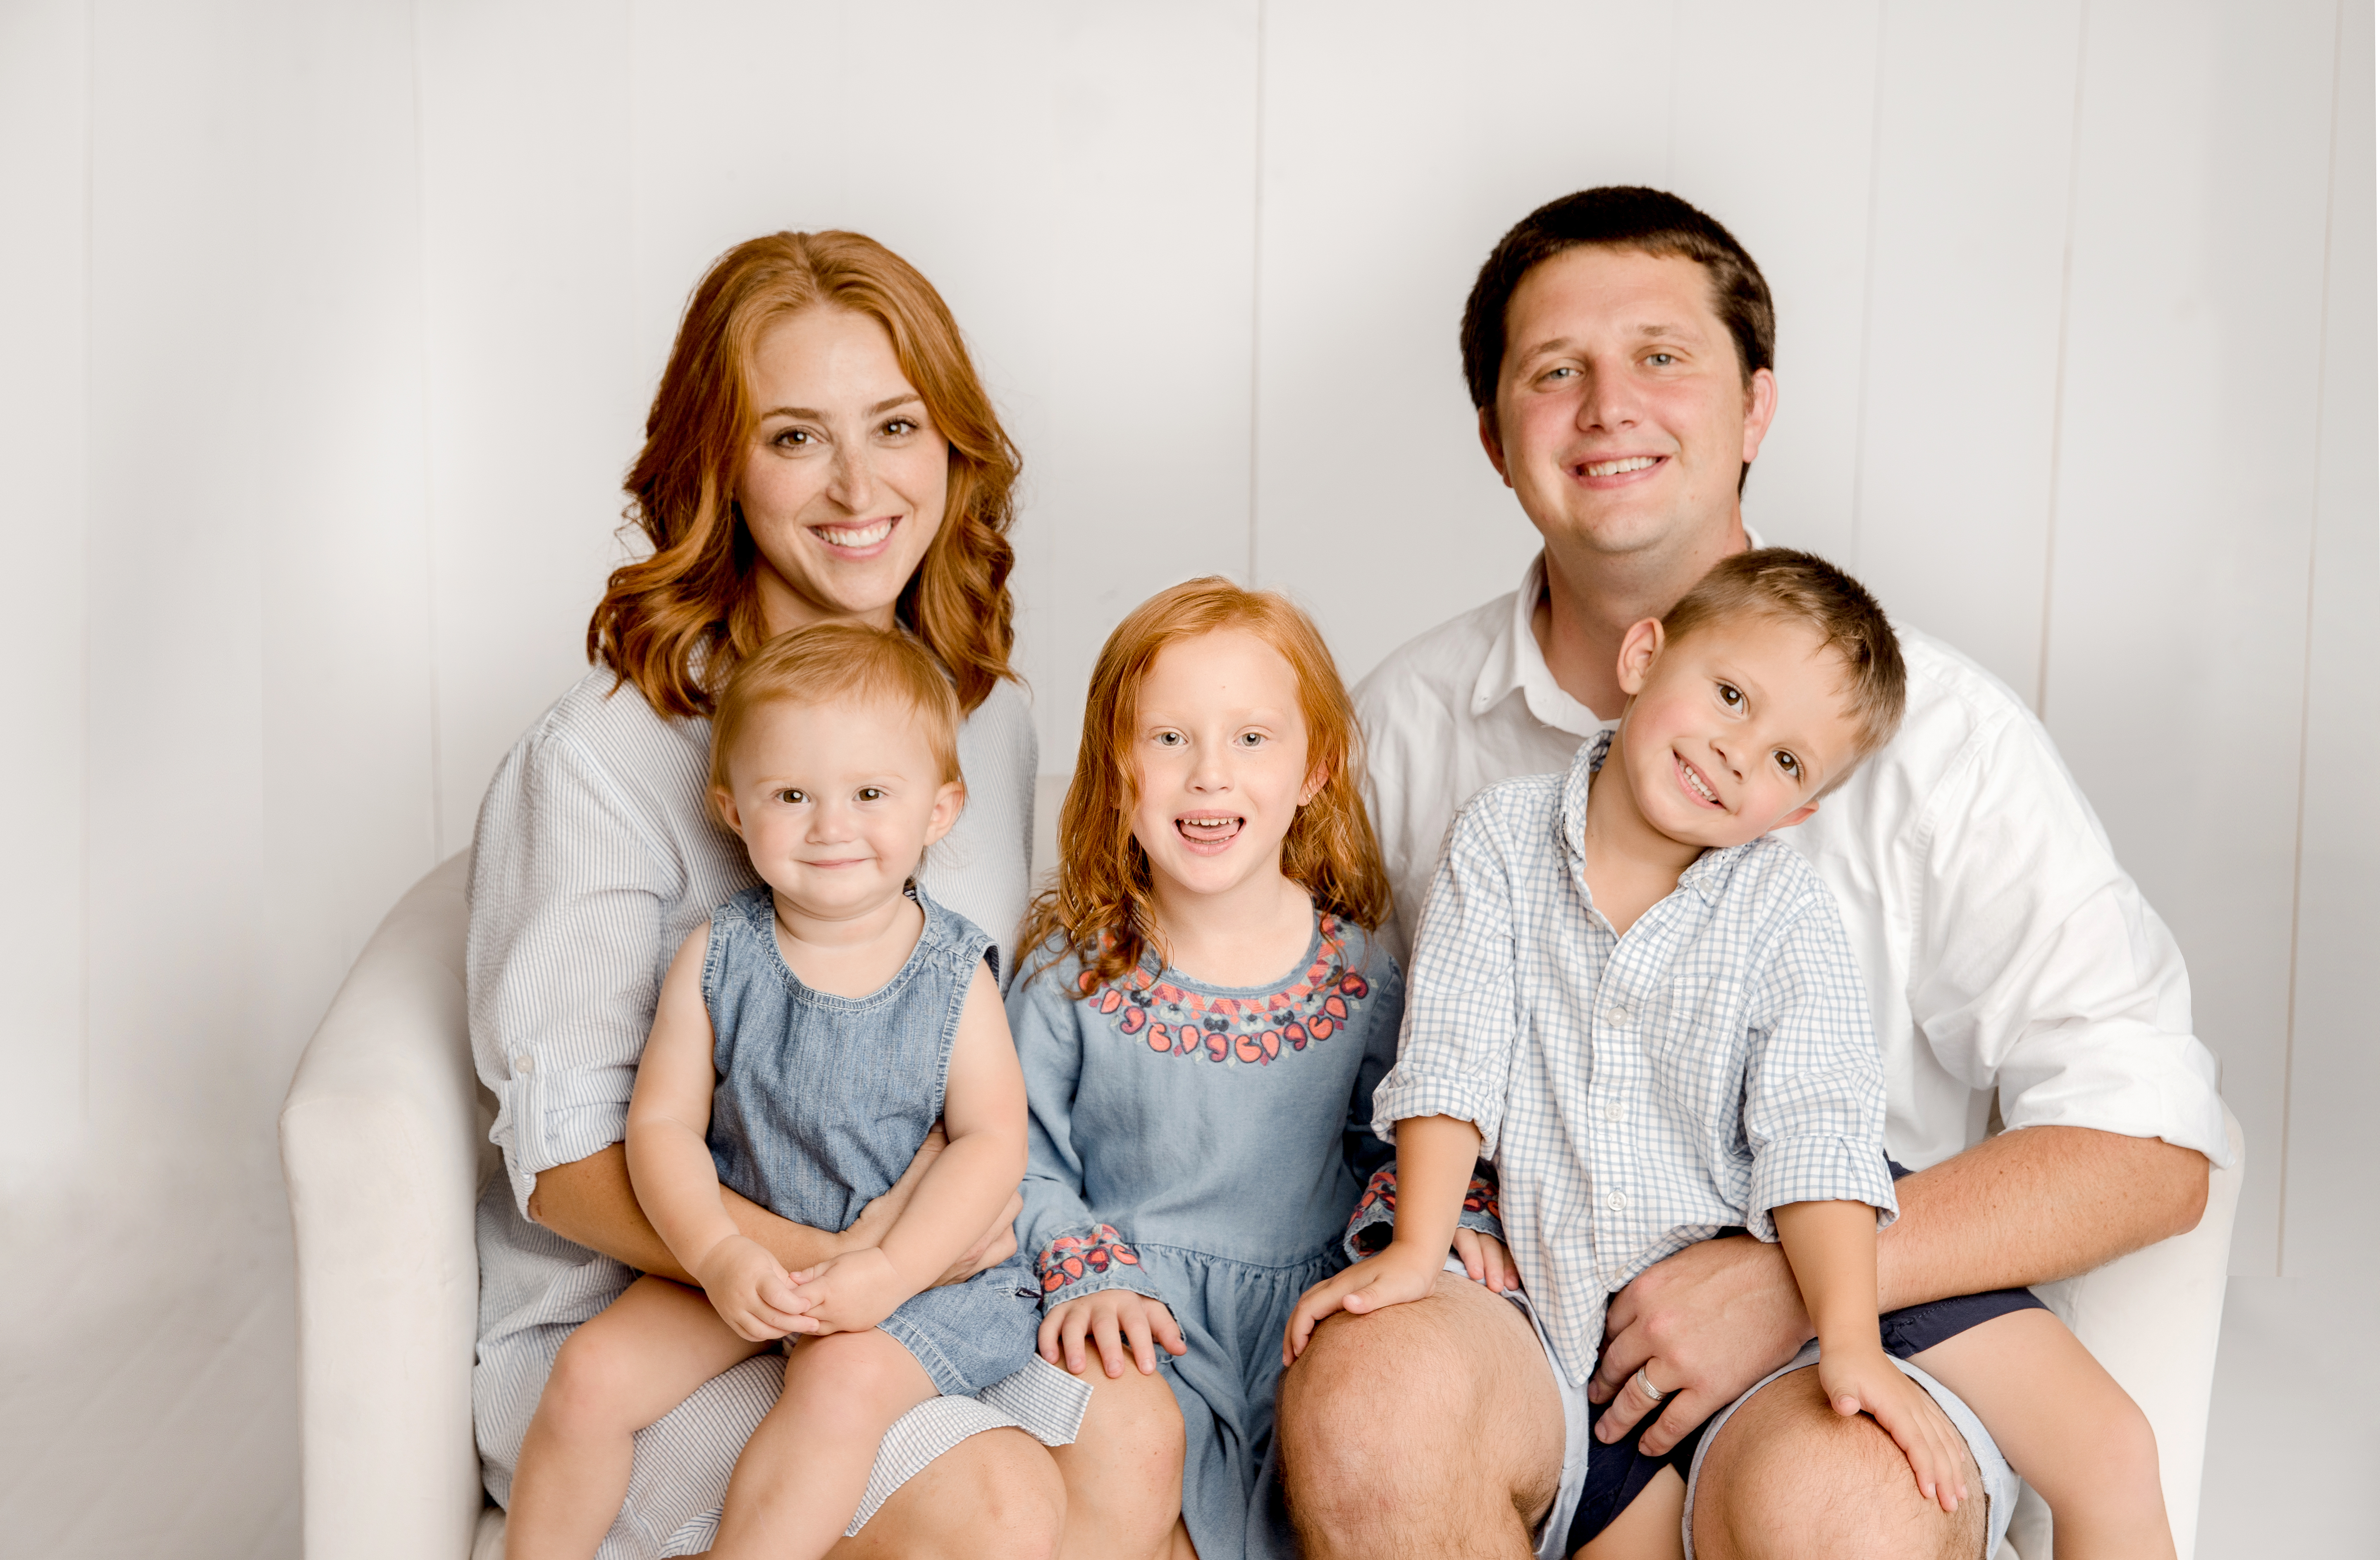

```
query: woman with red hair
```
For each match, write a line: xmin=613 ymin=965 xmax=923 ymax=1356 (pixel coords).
xmin=466 ymin=232 xmax=1172 ymax=1558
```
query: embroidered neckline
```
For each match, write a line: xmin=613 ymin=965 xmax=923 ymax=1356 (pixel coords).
xmin=1075 ymin=915 xmax=1373 ymax=1066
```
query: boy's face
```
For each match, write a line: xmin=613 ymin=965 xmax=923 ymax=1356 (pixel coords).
xmin=1613 ymin=612 xmax=1864 ymax=850
xmin=714 ymin=697 xmax=964 ymax=923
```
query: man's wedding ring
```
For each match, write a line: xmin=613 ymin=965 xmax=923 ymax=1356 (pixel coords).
xmin=1632 ymin=1366 xmax=1669 ymax=1403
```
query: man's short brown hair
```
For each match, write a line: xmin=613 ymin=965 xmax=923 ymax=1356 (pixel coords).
xmin=1661 ymin=548 xmax=1907 ymax=779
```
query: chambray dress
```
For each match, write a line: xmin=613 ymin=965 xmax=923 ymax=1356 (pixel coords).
xmin=704 ymin=882 xmax=1043 ymax=1398
xmin=1009 ymin=914 xmax=1404 ymax=1560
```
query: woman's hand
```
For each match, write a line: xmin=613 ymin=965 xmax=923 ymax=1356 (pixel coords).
xmin=689 ymin=1233 xmax=812 ymax=1342
xmin=1451 ymin=1228 xmax=1519 ymax=1293
xmin=786 ymin=1247 xmax=909 ymax=1335
xmin=1038 ymin=1290 xmax=1187 ymax=1379
xmin=1281 ymin=1243 xmax=1446 ymax=1367
xmin=1815 ymin=1345 xmax=1972 ymax=1514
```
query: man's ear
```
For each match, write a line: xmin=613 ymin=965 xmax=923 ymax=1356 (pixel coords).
xmin=713 ymin=787 xmax=745 ymax=837
xmin=1740 ymin=367 xmax=1779 ymax=466
xmin=1478 ymin=405 xmax=1512 ymax=488
xmin=1774 ymin=801 xmax=1819 ymax=830
xmin=925 ymin=780 xmax=967 ymax=847
xmin=1615 ymin=618 xmax=1666 ymax=697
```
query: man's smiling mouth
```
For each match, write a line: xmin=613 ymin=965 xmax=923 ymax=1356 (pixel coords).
xmin=1581 ymin=455 xmax=1664 ymax=478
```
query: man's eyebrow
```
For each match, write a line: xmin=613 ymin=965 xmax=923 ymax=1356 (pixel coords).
xmin=754 ymin=392 xmax=924 ymax=421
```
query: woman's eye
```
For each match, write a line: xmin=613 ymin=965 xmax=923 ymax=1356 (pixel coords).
xmin=1716 ymin=682 xmax=1743 ymax=708
xmin=776 ymin=787 xmax=805 ymax=804
xmin=882 ymin=417 xmax=917 ymax=437
xmin=857 ymin=787 xmax=885 ymax=801
xmin=772 ymin=427 xmax=812 ymax=448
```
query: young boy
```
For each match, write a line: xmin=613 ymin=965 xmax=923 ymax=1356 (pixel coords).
xmin=1286 ymin=551 xmax=2171 ymax=1560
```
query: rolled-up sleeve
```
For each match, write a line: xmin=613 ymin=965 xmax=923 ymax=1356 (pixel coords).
xmin=1741 ymin=886 xmax=1900 ymax=1241
xmin=1911 ymin=716 xmax=2233 ymax=1166
xmin=1372 ymin=801 xmax=1522 ymax=1155
xmin=468 ymin=723 xmax=683 ymax=1219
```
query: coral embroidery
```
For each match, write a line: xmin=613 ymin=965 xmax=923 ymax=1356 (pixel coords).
xmin=1076 ymin=916 xmax=1373 ymax=1067
xmin=1348 ymin=1166 xmax=1501 ymax=1228
xmin=1038 ymin=1225 xmax=1142 ymax=1294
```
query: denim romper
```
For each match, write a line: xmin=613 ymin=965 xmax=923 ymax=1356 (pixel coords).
xmin=702 ymin=882 xmax=1041 ymax=1397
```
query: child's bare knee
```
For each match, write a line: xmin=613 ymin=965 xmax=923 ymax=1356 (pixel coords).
xmin=789 ymin=1330 xmax=929 ymax=1413
xmin=542 ymin=1329 xmax=640 ymax=1430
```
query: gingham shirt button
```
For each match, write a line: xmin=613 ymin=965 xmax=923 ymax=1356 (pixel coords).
xmin=1604 ymin=1102 xmax=1625 ymax=1122
xmin=1607 ymin=1005 xmax=1630 ymax=1025
xmin=1606 ymin=1190 xmax=1628 ymax=1213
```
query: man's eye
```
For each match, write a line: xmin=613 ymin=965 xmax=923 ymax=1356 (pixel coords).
xmin=1646 ymin=352 xmax=1676 ymax=367
xmin=1716 ymin=682 xmax=1743 ymax=708
xmin=776 ymin=788 xmax=806 ymax=804
xmin=857 ymin=787 xmax=885 ymax=801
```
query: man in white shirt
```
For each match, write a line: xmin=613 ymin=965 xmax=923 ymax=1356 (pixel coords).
xmin=1274 ymin=187 xmax=2233 ymax=1558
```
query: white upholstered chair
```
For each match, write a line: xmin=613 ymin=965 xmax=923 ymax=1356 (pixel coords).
xmin=279 ymin=854 xmax=2246 ymax=1560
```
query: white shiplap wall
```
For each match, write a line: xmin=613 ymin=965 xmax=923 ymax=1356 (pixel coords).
xmin=0 ymin=2 xmax=2369 ymax=1554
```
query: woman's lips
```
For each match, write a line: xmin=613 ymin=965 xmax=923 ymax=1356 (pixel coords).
xmin=1174 ymin=815 xmax=1244 ymax=856
xmin=812 ymin=517 xmax=899 ymax=558
xmin=1674 ymin=752 xmax=1723 ymax=809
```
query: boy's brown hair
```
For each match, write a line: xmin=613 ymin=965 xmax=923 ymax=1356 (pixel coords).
xmin=1660 ymin=549 xmax=1907 ymax=780
xmin=707 ymin=623 xmax=963 ymax=827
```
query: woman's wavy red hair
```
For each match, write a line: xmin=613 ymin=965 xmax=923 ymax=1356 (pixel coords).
xmin=589 ymin=231 xmax=1020 ymax=718
xmin=1020 ymin=578 xmax=1393 ymax=990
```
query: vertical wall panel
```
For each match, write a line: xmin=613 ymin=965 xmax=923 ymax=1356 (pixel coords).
xmin=1253 ymin=0 xmax=1678 ymax=685
xmin=2042 ymin=0 xmax=2339 ymax=1275
xmin=0 ymin=0 xmax=91 ymax=1174
xmin=1853 ymin=0 xmax=2081 ymax=697
xmin=416 ymin=0 xmax=642 ymax=856
xmin=2278 ymin=0 xmax=2378 ymax=1284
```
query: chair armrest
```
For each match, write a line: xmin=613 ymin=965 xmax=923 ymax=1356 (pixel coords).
xmin=2004 ymin=1103 xmax=2246 ymax=1560
xmin=279 ymin=852 xmax=486 ymax=1560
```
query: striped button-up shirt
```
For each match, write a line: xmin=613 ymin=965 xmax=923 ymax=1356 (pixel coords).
xmin=1373 ymin=731 xmax=1898 ymax=1388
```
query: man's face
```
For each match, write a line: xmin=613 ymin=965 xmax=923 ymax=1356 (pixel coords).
xmin=1482 ymin=246 xmax=1777 ymax=560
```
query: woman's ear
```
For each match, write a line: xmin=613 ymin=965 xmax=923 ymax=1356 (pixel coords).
xmin=1615 ymin=618 xmax=1666 ymax=697
xmin=925 ymin=779 xmax=968 ymax=846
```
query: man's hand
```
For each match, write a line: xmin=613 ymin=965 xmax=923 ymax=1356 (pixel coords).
xmin=1038 ymin=1290 xmax=1187 ymax=1378
xmin=844 ymin=1126 xmax=1020 ymax=1288
xmin=689 ymin=1233 xmax=812 ymax=1342
xmin=786 ymin=1247 xmax=909 ymax=1335
xmin=1589 ymin=1233 xmax=1810 ymax=1454
xmin=1452 ymin=1228 xmax=1520 ymax=1293
xmin=1282 ymin=1243 xmax=1446 ymax=1367
xmin=1815 ymin=1345 xmax=1970 ymax=1515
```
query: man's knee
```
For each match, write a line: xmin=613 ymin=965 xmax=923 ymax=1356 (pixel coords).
xmin=1692 ymin=1367 xmax=1986 ymax=1560
xmin=906 ymin=1429 xmax=1065 ymax=1560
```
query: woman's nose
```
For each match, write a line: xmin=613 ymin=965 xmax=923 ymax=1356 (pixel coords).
xmin=827 ymin=443 xmax=877 ymax=510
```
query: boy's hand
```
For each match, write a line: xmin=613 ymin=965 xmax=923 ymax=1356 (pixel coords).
xmin=1038 ymin=1290 xmax=1186 ymax=1379
xmin=1815 ymin=1345 xmax=1972 ymax=1515
xmin=1282 ymin=1243 xmax=1445 ymax=1367
xmin=786 ymin=1246 xmax=910 ymax=1335
xmin=689 ymin=1233 xmax=811 ymax=1342
xmin=1452 ymin=1228 xmax=1520 ymax=1293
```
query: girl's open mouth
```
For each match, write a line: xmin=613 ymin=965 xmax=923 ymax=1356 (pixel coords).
xmin=1175 ymin=814 xmax=1244 ymax=854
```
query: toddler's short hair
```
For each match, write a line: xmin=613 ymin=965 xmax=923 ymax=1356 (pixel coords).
xmin=1661 ymin=549 xmax=1907 ymax=777
xmin=707 ymin=623 xmax=964 ymax=824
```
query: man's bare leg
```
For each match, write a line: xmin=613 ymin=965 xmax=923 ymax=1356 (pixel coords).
xmin=1051 ymin=1361 xmax=1199 ymax=1560
xmin=1277 ymin=1271 xmax=1564 ymax=1560
xmin=1690 ymin=1367 xmax=1985 ymax=1560
xmin=830 ymin=1426 xmax=1065 ymax=1560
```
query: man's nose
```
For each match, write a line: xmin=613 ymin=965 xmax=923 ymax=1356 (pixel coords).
xmin=1577 ymin=363 xmax=1641 ymax=432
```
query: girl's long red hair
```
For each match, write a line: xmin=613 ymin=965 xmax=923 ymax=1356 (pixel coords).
xmin=589 ymin=230 xmax=1019 ymax=718
xmin=1020 ymin=578 xmax=1393 ymax=990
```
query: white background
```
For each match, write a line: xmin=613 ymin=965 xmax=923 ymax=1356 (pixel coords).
xmin=0 ymin=2 xmax=2372 ymax=1554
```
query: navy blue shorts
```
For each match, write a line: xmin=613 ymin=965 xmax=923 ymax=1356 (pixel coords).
xmin=1563 ymin=1162 xmax=2047 ymax=1552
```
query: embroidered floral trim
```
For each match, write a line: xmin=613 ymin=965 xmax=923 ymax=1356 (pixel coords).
xmin=1347 ymin=1166 xmax=1502 ymax=1228
xmin=1037 ymin=1225 xmax=1143 ymax=1295
xmin=1076 ymin=915 xmax=1373 ymax=1067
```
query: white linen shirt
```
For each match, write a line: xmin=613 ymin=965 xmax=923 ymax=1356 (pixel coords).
xmin=1354 ymin=551 xmax=2234 ymax=1174
xmin=1373 ymin=731 xmax=1901 ymax=1388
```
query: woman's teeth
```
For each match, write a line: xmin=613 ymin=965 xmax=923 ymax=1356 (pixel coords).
xmin=817 ymin=519 xmax=894 ymax=548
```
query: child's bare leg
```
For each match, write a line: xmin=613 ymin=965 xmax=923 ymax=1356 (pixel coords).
xmin=509 ymin=1276 xmax=773 ymax=1560
xmin=1910 ymin=1309 xmax=2174 ymax=1560
xmin=707 ymin=1328 xmax=941 ymax=1560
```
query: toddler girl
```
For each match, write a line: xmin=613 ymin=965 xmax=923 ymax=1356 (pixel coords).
xmin=504 ymin=623 xmax=1042 ymax=1560
xmin=1011 ymin=578 xmax=1461 ymax=1560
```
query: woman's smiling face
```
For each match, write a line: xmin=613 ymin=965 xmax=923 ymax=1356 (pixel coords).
xmin=737 ymin=307 xmax=950 ymax=636
xmin=1126 ymin=628 xmax=1321 ymax=911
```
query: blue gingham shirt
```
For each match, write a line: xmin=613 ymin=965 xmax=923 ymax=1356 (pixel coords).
xmin=1372 ymin=731 xmax=1898 ymax=1388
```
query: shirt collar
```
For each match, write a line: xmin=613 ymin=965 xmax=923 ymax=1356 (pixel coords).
xmin=1560 ymin=727 xmax=1743 ymax=908
xmin=1469 ymin=552 xmax=1612 ymax=739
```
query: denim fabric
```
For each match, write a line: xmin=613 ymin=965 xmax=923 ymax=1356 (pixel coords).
xmin=1010 ymin=916 xmax=1405 ymax=1560
xmin=703 ymin=882 xmax=1038 ymax=1397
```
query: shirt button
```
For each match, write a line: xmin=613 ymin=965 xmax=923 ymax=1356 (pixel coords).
xmin=1606 ymin=1191 xmax=1628 ymax=1214
xmin=514 ymin=1054 xmax=534 ymax=1074
xmin=1607 ymin=1005 xmax=1630 ymax=1026
xmin=1604 ymin=1102 xmax=1625 ymax=1122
